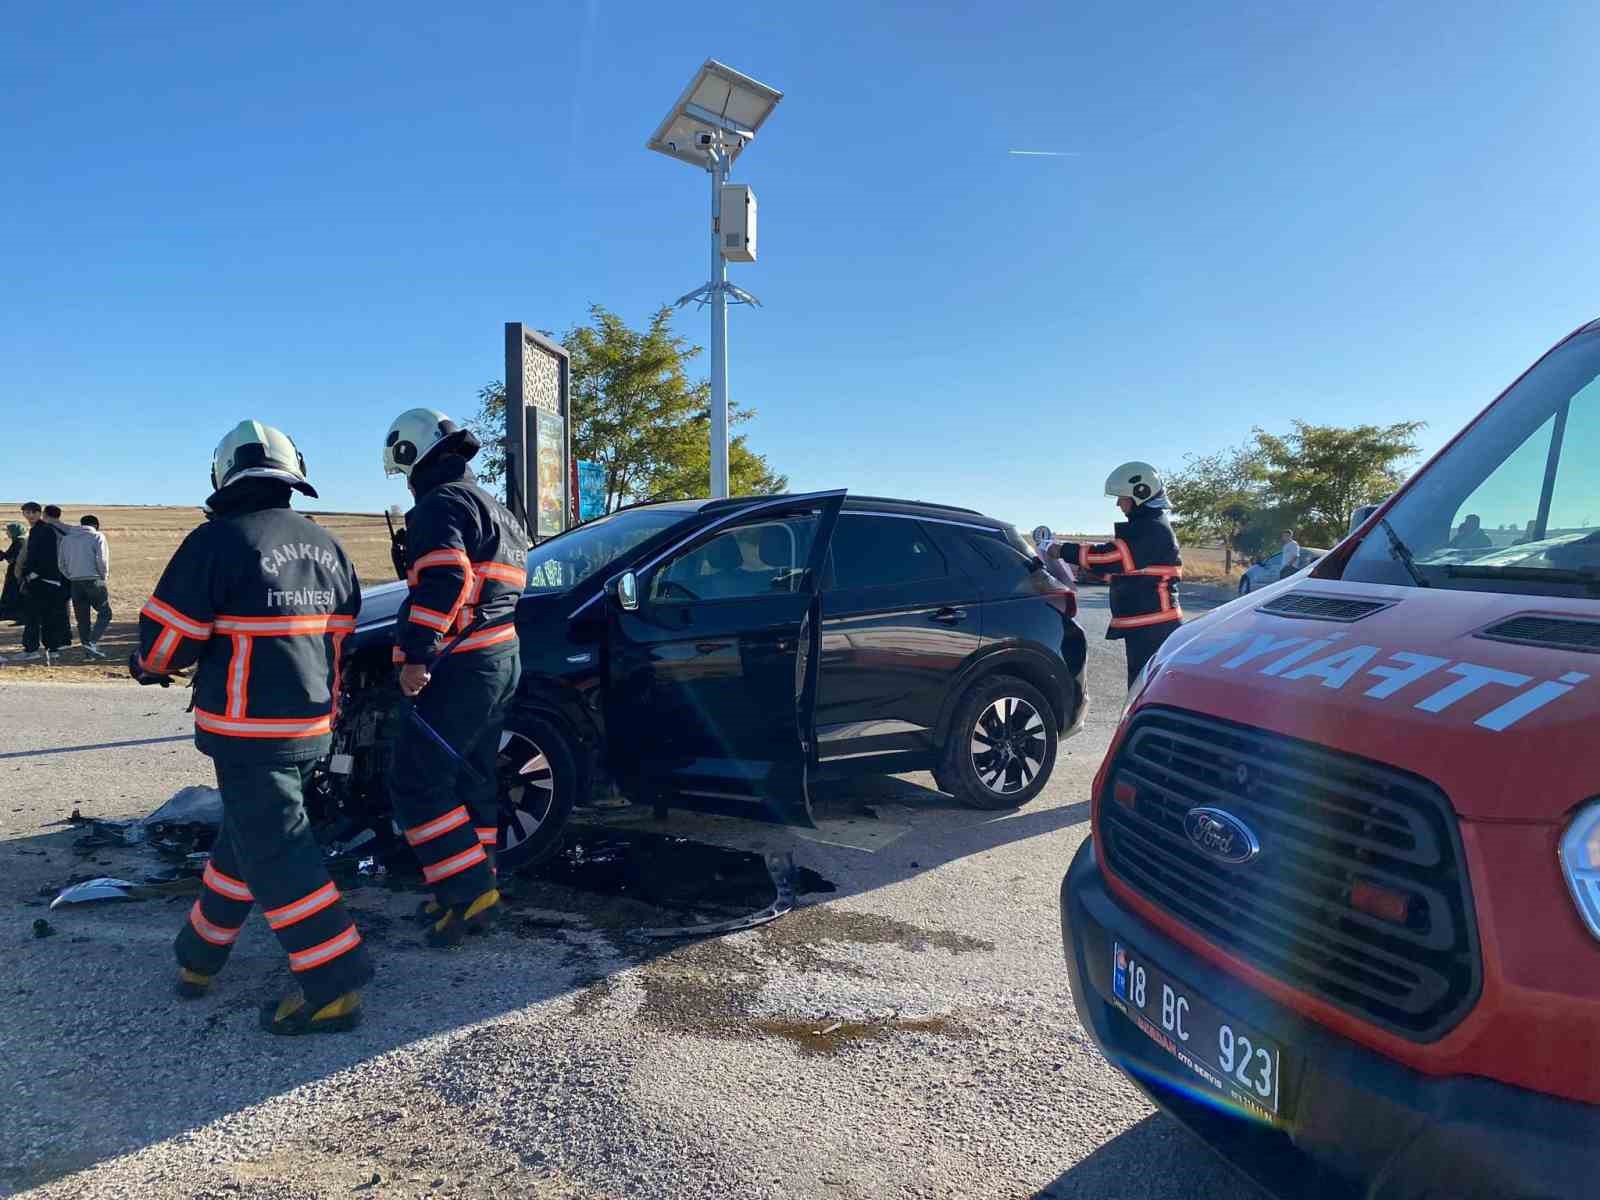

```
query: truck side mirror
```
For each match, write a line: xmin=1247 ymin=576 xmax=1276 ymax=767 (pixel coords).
xmin=610 ymin=570 xmax=639 ymax=612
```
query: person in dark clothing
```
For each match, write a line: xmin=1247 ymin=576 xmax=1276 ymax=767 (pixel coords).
xmin=382 ymin=407 xmax=529 ymax=949
xmin=133 ymin=420 xmax=371 ymax=1035
xmin=18 ymin=502 xmax=70 ymax=660
xmin=0 ymin=520 xmax=26 ymax=622
xmin=1050 ymin=461 xmax=1183 ymax=685
xmin=1451 ymin=513 xmax=1493 ymax=550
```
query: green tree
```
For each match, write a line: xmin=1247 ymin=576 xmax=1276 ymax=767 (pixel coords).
xmin=1252 ymin=420 xmax=1423 ymax=545
xmin=467 ymin=305 xmax=786 ymax=512
xmin=1167 ymin=445 xmax=1266 ymax=573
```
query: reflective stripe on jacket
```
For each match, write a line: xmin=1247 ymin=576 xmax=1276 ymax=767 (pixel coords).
xmin=395 ymin=455 xmax=529 ymax=664
xmin=1058 ymin=505 xmax=1183 ymax=640
xmin=136 ymin=480 xmax=361 ymax=763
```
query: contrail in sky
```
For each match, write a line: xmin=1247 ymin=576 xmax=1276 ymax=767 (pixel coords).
xmin=1008 ymin=149 xmax=1082 ymax=157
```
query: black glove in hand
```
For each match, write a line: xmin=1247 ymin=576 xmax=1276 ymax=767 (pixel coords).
xmin=128 ymin=651 xmax=173 ymax=687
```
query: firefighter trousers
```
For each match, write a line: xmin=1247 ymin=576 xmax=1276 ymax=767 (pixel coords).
xmin=388 ymin=648 xmax=520 ymax=905
xmin=1121 ymin=620 xmax=1180 ymax=687
xmin=175 ymin=760 xmax=373 ymax=1006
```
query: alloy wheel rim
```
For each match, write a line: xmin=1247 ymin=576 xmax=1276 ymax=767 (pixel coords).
xmin=497 ymin=731 xmax=556 ymax=852
xmin=969 ymin=696 xmax=1046 ymax=795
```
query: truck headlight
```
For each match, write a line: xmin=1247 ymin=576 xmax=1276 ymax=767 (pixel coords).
xmin=1558 ymin=800 xmax=1600 ymax=942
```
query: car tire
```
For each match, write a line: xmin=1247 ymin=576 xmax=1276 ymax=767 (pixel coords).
xmin=495 ymin=712 xmax=578 ymax=874
xmin=939 ymin=674 xmax=1058 ymax=811
xmin=1238 ymin=575 xmax=1253 ymax=596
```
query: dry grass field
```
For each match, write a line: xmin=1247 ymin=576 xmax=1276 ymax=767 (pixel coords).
xmin=0 ymin=504 xmax=397 ymax=682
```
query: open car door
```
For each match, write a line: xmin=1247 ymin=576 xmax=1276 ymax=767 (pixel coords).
xmin=603 ymin=490 xmax=845 ymax=825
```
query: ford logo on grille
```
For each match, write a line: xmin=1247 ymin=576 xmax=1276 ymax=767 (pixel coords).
xmin=1184 ymin=806 xmax=1261 ymax=865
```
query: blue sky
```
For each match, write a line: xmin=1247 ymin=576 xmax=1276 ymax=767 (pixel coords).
xmin=4 ymin=1 xmax=1599 ymax=534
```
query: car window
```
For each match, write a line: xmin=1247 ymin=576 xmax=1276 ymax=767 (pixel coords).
xmin=651 ymin=515 xmax=816 ymax=604
xmin=1261 ymin=551 xmax=1281 ymax=570
xmin=954 ymin=526 xmax=1056 ymax=595
xmin=828 ymin=515 xmax=947 ymax=590
xmin=524 ymin=507 xmax=685 ymax=595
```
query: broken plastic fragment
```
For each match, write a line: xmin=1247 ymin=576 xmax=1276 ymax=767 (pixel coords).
xmin=50 ymin=878 xmax=139 ymax=909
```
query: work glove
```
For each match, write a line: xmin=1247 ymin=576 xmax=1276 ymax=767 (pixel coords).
xmin=128 ymin=651 xmax=174 ymax=688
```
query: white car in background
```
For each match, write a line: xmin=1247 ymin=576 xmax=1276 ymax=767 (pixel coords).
xmin=1237 ymin=545 xmax=1326 ymax=594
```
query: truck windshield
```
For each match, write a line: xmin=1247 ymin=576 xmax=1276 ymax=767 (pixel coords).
xmin=523 ymin=507 xmax=687 ymax=595
xmin=1342 ymin=327 xmax=1600 ymax=598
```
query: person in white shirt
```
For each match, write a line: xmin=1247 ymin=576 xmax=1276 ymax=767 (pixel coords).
xmin=60 ymin=514 xmax=113 ymax=658
xmin=1277 ymin=529 xmax=1301 ymax=580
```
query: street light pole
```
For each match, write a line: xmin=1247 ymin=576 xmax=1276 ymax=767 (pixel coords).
xmin=708 ymin=147 xmax=730 ymax=498
xmin=648 ymin=61 xmax=781 ymax=502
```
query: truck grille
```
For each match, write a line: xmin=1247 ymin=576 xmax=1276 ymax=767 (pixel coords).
xmin=1100 ymin=708 xmax=1480 ymax=1041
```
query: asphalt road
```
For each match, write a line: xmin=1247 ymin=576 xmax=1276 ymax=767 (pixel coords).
xmin=0 ymin=586 xmax=1256 ymax=1200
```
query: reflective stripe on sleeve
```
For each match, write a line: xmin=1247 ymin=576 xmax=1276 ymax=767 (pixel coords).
xmin=141 ymin=596 xmax=213 ymax=638
xmin=404 ymin=805 xmax=470 ymax=847
xmin=407 ymin=548 xmax=472 ymax=586
xmin=408 ymin=605 xmax=454 ymax=632
xmin=145 ymin=628 xmax=181 ymax=673
xmin=288 ymin=925 xmax=363 ymax=973
xmin=203 ymin=863 xmax=254 ymax=903
xmin=422 ymin=844 xmax=489 ymax=885
xmin=264 ymin=882 xmax=341 ymax=930
xmin=476 ymin=827 xmax=498 ymax=846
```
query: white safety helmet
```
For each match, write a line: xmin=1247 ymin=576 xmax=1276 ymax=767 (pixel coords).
xmin=1104 ymin=461 xmax=1168 ymax=509
xmin=211 ymin=420 xmax=317 ymax=498
xmin=382 ymin=407 xmax=479 ymax=479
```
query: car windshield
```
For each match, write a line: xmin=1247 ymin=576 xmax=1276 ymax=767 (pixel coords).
xmin=523 ymin=507 xmax=688 ymax=595
xmin=1341 ymin=328 xmax=1600 ymax=597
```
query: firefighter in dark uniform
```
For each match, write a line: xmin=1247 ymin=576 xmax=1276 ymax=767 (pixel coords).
xmin=381 ymin=408 xmax=529 ymax=948
xmin=133 ymin=421 xmax=371 ymax=1035
xmin=1051 ymin=461 xmax=1183 ymax=685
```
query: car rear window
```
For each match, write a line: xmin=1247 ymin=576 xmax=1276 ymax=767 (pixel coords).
xmin=829 ymin=514 xmax=947 ymax=589
xmin=959 ymin=527 xmax=1057 ymax=595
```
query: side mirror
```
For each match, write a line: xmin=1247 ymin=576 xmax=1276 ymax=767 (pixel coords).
xmin=611 ymin=570 xmax=639 ymax=612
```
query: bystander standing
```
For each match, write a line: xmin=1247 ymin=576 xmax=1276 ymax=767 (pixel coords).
xmin=61 ymin=514 xmax=113 ymax=658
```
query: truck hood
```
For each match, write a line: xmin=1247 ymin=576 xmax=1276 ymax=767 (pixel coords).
xmin=1138 ymin=579 xmax=1597 ymax=822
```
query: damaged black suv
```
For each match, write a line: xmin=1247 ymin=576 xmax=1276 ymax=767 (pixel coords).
xmin=309 ymin=490 xmax=1087 ymax=874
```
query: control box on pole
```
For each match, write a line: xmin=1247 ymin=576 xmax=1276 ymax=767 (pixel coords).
xmin=719 ymin=185 xmax=757 ymax=262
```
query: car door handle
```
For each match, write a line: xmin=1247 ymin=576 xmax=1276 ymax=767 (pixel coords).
xmin=930 ymin=607 xmax=968 ymax=625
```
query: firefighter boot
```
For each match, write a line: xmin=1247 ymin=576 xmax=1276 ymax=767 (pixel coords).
xmin=176 ymin=968 xmax=213 ymax=999
xmin=260 ymin=990 xmax=364 ymax=1036
xmin=424 ymin=887 xmax=501 ymax=949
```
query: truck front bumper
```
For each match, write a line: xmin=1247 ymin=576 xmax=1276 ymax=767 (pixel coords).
xmin=1061 ymin=838 xmax=1596 ymax=1200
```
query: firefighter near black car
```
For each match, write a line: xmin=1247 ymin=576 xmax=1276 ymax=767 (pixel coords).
xmin=382 ymin=407 xmax=531 ymax=950
xmin=1050 ymin=461 xmax=1183 ymax=685
xmin=133 ymin=420 xmax=372 ymax=1036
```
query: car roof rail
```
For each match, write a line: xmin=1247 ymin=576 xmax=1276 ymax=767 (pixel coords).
xmin=845 ymin=494 xmax=986 ymax=517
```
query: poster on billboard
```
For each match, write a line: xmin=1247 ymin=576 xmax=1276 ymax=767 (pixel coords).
xmin=535 ymin=410 xmax=568 ymax=540
xmin=577 ymin=461 xmax=607 ymax=523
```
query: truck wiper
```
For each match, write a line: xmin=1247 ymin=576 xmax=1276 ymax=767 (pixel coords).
xmin=1443 ymin=564 xmax=1600 ymax=590
xmin=1379 ymin=517 xmax=1429 ymax=588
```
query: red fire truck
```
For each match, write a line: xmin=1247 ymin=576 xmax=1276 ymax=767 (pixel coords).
xmin=1062 ymin=319 xmax=1600 ymax=1198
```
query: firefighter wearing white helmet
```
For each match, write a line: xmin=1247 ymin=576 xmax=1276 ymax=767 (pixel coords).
xmin=1049 ymin=459 xmax=1184 ymax=684
xmin=381 ymin=406 xmax=530 ymax=949
xmin=135 ymin=419 xmax=371 ymax=1034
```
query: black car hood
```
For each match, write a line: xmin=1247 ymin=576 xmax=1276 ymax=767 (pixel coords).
xmin=357 ymin=579 xmax=409 ymax=631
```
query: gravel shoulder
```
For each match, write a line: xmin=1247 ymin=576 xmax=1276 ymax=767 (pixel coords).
xmin=2 ymin=593 xmax=1252 ymax=1200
